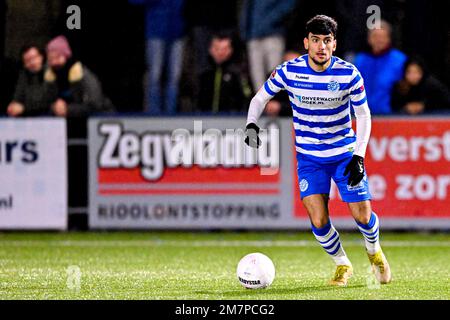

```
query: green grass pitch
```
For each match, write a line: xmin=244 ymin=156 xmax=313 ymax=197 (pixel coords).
xmin=0 ymin=231 xmax=449 ymax=300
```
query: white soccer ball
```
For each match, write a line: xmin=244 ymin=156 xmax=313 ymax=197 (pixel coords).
xmin=236 ymin=252 xmax=275 ymax=289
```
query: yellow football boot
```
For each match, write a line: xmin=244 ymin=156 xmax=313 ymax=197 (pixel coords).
xmin=368 ymin=250 xmax=392 ymax=284
xmin=329 ymin=265 xmax=353 ymax=286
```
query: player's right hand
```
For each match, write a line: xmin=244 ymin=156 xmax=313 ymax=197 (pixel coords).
xmin=244 ymin=123 xmax=261 ymax=148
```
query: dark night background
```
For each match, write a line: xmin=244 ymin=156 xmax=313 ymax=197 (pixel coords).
xmin=1 ymin=0 xmax=449 ymax=113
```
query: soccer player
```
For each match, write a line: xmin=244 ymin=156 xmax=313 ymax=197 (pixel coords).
xmin=244 ymin=15 xmax=391 ymax=286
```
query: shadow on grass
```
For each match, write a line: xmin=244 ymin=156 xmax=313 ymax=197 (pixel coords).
xmin=194 ymin=283 xmax=366 ymax=298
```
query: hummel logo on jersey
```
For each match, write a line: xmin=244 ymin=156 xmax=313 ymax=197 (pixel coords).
xmin=295 ymin=75 xmax=309 ymax=80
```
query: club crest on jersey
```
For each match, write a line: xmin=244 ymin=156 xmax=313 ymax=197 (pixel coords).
xmin=327 ymin=80 xmax=340 ymax=92
xmin=300 ymin=179 xmax=309 ymax=192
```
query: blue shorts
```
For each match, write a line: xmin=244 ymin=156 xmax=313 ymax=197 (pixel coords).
xmin=296 ymin=153 xmax=372 ymax=203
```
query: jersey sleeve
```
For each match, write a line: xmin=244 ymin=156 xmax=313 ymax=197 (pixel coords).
xmin=246 ymin=64 xmax=287 ymax=125
xmin=349 ymin=69 xmax=371 ymax=158
xmin=348 ymin=70 xmax=368 ymax=108
xmin=263 ymin=64 xmax=287 ymax=96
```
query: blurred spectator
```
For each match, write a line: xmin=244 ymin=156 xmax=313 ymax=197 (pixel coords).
xmin=44 ymin=35 xmax=114 ymax=117
xmin=335 ymin=0 xmax=385 ymax=62
xmin=392 ymin=58 xmax=450 ymax=115
xmin=7 ymin=45 xmax=47 ymax=117
xmin=354 ymin=20 xmax=407 ymax=115
xmin=402 ymin=0 xmax=449 ymax=89
xmin=185 ymin=0 xmax=238 ymax=74
xmin=129 ymin=0 xmax=186 ymax=115
xmin=264 ymin=50 xmax=300 ymax=117
xmin=240 ymin=0 xmax=297 ymax=92
xmin=197 ymin=33 xmax=250 ymax=113
xmin=0 ymin=58 xmax=19 ymax=115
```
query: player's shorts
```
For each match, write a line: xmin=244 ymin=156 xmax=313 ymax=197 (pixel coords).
xmin=296 ymin=153 xmax=372 ymax=203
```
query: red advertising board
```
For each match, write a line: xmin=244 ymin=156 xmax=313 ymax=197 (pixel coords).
xmin=294 ymin=118 xmax=450 ymax=218
xmin=98 ymin=167 xmax=280 ymax=195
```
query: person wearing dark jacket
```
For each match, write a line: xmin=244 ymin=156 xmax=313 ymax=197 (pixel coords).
xmin=392 ymin=58 xmax=450 ymax=115
xmin=7 ymin=45 xmax=47 ymax=117
xmin=197 ymin=34 xmax=250 ymax=113
xmin=44 ymin=36 xmax=114 ymax=117
xmin=185 ymin=0 xmax=238 ymax=74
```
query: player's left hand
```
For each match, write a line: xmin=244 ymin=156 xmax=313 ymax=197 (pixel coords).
xmin=344 ymin=155 xmax=365 ymax=186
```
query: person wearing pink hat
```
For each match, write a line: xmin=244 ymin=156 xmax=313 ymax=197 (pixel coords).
xmin=44 ymin=35 xmax=114 ymax=117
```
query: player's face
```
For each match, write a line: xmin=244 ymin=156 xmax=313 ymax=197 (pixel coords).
xmin=304 ymin=33 xmax=336 ymax=66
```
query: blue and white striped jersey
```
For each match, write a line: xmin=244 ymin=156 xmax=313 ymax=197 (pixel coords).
xmin=265 ymin=54 xmax=368 ymax=162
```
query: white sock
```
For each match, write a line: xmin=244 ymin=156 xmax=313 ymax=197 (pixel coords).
xmin=357 ymin=212 xmax=381 ymax=254
xmin=312 ymin=220 xmax=352 ymax=266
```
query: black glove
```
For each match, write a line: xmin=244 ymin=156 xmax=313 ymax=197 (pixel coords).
xmin=344 ymin=155 xmax=365 ymax=186
xmin=244 ymin=123 xmax=261 ymax=148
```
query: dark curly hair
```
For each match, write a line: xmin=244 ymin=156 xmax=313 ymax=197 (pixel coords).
xmin=305 ymin=15 xmax=338 ymax=39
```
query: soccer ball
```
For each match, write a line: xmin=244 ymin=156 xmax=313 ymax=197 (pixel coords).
xmin=236 ymin=253 xmax=275 ymax=289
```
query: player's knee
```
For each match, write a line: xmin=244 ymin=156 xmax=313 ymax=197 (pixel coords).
xmin=310 ymin=217 xmax=329 ymax=229
xmin=349 ymin=201 xmax=371 ymax=224
xmin=353 ymin=208 xmax=371 ymax=225
xmin=356 ymin=214 xmax=371 ymax=225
